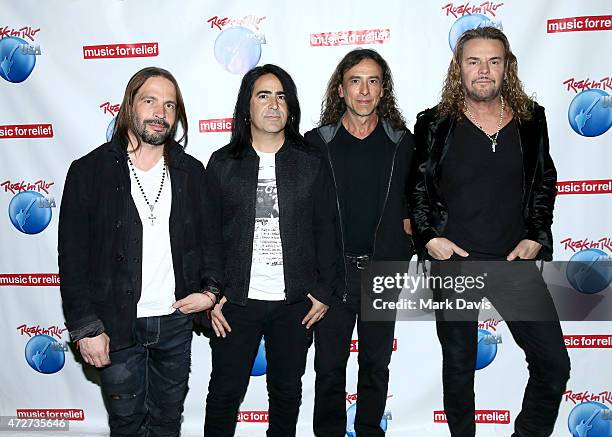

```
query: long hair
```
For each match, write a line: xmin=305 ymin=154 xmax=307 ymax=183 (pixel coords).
xmin=229 ymin=64 xmax=303 ymax=158
xmin=113 ymin=67 xmax=188 ymax=158
xmin=319 ymin=48 xmax=406 ymax=129
xmin=438 ymin=27 xmax=533 ymax=120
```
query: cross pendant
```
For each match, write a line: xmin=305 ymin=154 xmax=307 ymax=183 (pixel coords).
xmin=148 ymin=212 xmax=157 ymax=226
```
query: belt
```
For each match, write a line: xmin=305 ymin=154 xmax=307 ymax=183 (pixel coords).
xmin=344 ymin=253 xmax=371 ymax=270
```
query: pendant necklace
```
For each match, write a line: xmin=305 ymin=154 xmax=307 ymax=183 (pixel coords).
xmin=127 ymin=155 xmax=166 ymax=226
xmin=464 ymin=95 xmax=505 ymax=152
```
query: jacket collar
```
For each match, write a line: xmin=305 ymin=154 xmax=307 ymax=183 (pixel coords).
xmin=318 ymin=115 xmax=406 ymax=145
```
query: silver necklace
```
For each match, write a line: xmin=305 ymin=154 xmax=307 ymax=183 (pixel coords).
xmin=127 ymin=156 xmax=166 ymax=226
xmin=464 ymin=95 xmax=505 ymax=152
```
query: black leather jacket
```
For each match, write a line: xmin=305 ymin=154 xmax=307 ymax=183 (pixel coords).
xmin=205 ymin=140 xmax=338 ymax=306
xmin=410 ymin=103 xmax=557 ymax=261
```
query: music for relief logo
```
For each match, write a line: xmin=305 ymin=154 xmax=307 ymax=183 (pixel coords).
xmin=83 ymin=42 xmax=159 ymax=59
xmin=351 ymin=338 xmax=398 ymax=353
xmin=547 ymin=14 xmax=612 ymax=33
xmin=433 ymin=409 xmax=510 ymax=424
xmin=309 ymin=28 xmax=391 ymax=47
xmin=0 ymin=24 xmax=42 ymax=83
xmin=199 ymin=118 xmax=233 ymax=133
xmin=207 ymin=14 xmax=267 ymax=75
xmin=556 ymin=180 xmax=612 ymax=195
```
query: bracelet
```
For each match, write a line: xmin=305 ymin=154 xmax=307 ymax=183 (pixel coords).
xmin=201 ymin=291 xmax=215 ymax=306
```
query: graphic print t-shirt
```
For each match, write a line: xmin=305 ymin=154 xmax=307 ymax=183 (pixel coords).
xmin=248 ymin=151 xmax=285 ymax=300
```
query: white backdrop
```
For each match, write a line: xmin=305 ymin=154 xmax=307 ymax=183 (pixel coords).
xmin=1 ymin=1 xmax=611 ymax=436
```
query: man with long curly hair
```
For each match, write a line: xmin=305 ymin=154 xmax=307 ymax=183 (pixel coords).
xmin=410 ymin=27 xmax=570 ymax=436
xmin=305 ymin=49 xmax=415 ymax=436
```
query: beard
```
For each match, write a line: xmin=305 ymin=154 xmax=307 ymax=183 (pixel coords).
xmin=132 ymin=114 xmax=171 ymax=146
xmin=464 ymin=78 xmax=501 ymax=102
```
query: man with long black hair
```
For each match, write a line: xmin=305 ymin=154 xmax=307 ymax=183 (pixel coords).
xmin=203 ymin=64 xmax=337 ymax=437
xmin=305 ymin=49 xmax=415 ymax=437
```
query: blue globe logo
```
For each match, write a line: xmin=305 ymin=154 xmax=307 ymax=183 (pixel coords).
xmin=566 ymin=249 xmax=612 ymax=294
xmin=8 ymin=191 xmax=52 ymax=234
xmin=567 ymin=401 xmax=611 ymax=437
xmin=214 ymin=26 xmax=262 ymax=75
xmin=250 ymin=337 xmax=267 ymax=376
xmin=568 ymin=89 xmax=612 ymax=137
xmin=24 ymin=334 xmax=65 ymax=374
xmin=0 ymin=36 xmax=37 ymax=83
xmin=346 ymin=403 xmax=388 ymax=437
xmin=106 ymin=116 xmax=117 ymax=142
xmin=448 ymin=14 xmax=491 ymax=51
xmin=476 ymin=328 xmax=498 ymax=370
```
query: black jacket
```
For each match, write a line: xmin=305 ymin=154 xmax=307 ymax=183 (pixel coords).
xmin=410 ymin=103 xmax=557 ymax=261
xmin=305 ymin=119 xmax=416 ymax=300
xmin=205 ymin=140 xmax=337 ymax=306
xmin=58 ymin=137 xmax=221 ymax=351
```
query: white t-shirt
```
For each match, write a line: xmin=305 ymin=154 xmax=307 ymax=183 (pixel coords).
xmin=248 ymin=151 xmax=285 ymax=301
xmin=129 ymin=156 xmax=176 ymax=317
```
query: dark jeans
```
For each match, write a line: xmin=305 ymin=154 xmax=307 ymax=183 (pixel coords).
xmin=314 ymin=265 xmax=396 ymax=437
xmin=432 ymin=260 xmax=571 ymax=437
xmin=204 ymin=298 xmax=313 ymax=437
xmin=99 ymin=309 xmax=193 ymax=437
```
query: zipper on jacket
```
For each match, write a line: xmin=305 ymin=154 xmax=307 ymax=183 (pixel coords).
xmin=319 ymin=131 xmax=350 ymax=303
xmin=371 ymin=132 xmax=404 ymax=258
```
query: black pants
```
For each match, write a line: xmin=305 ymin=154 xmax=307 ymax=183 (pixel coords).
xmin=204 ymin=299 xmax=313 ymax=437
xmin=433 ymin=260 xmax=571 ymax=436
xmin=314 ymin=266 xmax=396 ymax=437
xmin=99 ymin=310 xmax=193 ymax=437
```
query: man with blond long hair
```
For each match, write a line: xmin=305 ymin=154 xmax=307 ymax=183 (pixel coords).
xmin=305 ymin=49 xmax=415 ymax=436
xmin=410 ymin=27 xmax=570 ymax=436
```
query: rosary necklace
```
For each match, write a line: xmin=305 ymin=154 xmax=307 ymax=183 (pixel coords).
xmin=127 ymin=156 xmax=166 ymax=226
xmin=464 ymin=95 xmax=505 ymax=152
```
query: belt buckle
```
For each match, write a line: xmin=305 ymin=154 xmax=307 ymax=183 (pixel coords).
xmin=355 ymin=255 xmax=369 ymax=270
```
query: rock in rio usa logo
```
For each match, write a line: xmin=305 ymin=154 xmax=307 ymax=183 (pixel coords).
xmin=24 ymin=334 xmax=66 ymax=374
xmin=563 ymin=76 xmax=611 ymax=137
xmin=4 ymin=180 xmax=56 ymax=234
xmin=568 ymin=90 xmax=611 ymax=137
xmin=206 ymin=15 xmax=266 ymax=75
xmin=567 ymin=402 xmax=611 ymax=437
xmin=442 ymin=2 xmax=504 ymax=51
xmin=0 ymin=26 xmax=42 ymax=83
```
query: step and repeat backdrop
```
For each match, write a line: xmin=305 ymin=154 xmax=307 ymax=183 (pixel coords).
xmin=1 ymin=1 xmax=610 ymax=436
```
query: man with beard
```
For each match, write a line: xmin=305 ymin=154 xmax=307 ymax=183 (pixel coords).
xmin=59 ymin=67 xmax=221 ymax=436
xmin=304 ymin=49 xmax=415 ymax=436
xmin=410 ymin=27 xmax=570 ymax=436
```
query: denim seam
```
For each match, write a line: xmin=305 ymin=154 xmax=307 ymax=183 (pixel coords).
xmin=142 ymin=317 xmax=161 ymax=346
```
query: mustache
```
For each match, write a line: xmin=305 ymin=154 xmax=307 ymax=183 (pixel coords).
xmin=472 ymin=77 xmax=495 ymax=84
xmin=143 ymin=119 xmax=170 ymax=128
